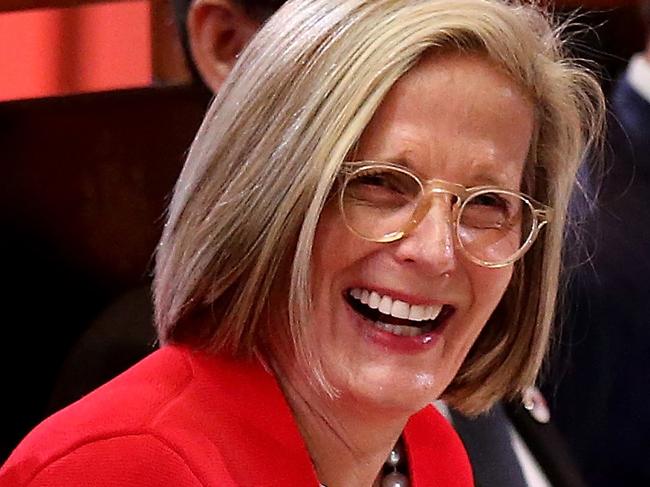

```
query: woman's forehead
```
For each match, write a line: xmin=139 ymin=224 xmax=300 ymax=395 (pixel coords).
xmin=353 ymin=53 xmax=533 ymax=189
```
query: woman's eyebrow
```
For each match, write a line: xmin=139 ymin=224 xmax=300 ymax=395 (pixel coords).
xmin=466 ymin=172 xmax=515 ymax=189
xmin=386 ymin=156 xmax=520 ymax=190
xmin=380 ymin=154 xmax=417 ymax=171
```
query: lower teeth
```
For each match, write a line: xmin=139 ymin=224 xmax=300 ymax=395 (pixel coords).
xmin=373 ymin=321 xmax=428 ymax=337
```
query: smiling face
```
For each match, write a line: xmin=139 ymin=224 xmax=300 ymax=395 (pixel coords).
xmin=290 ymin=52 xmax=535 ymax=415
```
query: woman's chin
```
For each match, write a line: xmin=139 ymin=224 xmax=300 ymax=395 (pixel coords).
xmin=329 ymin=366 xmax=446 ymax=418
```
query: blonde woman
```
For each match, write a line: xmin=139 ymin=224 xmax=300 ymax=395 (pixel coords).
xmin=1 ymin=1 xmax=603 ymax=486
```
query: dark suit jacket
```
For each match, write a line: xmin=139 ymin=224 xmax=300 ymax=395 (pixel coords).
xmin=451 ymin=400 xmax=586 ymax=487
xmin=550 ymin=71 xmax=650 ymax=486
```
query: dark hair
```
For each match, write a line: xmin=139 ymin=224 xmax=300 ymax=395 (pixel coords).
xmin=641 ymin=1 xmax=650 ymax=35
xmin=170 ymin=0 xmax=286 ymax=83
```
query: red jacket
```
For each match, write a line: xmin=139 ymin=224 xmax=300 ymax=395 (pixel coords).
xmin=0 ymin=345 xmax=474 ymax=486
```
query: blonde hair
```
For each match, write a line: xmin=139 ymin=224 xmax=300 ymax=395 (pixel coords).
xmin=154 ymin=0 xmax=604 ymax=414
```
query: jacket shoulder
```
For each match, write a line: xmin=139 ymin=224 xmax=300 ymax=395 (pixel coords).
xmin=0 ymin=347 xmax=228 ymax=486
xmin=0 ymin=432 xmax=234 ymax=487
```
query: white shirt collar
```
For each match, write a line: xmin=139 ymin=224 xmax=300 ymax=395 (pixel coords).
xmin=626 ymin=54 xmax=650 ymax=104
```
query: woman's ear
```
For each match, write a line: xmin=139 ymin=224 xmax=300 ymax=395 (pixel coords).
xmin=187 ymin=0 xmax=260 ymax=93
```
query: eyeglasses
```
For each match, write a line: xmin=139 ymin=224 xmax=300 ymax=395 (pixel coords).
xmin=338 ymin=161 xmax=551 ymax=268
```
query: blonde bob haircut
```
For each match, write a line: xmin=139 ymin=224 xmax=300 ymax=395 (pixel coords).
xmin=155 ymin=0 xmax=604 ymax=414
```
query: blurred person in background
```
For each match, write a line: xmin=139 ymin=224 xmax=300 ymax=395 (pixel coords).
xmin=549 ymin=2 xmax=650 ymax=485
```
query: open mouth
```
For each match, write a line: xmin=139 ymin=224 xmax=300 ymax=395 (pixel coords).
xmin=345 ymin=288 xmax=454 ymax=337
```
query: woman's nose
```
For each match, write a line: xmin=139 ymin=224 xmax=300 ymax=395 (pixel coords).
xmin=393 ymin=198 xmax=457 ymax=275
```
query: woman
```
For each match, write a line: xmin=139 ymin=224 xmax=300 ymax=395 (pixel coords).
xmin=0 ymin=1 xmax=603 ymax=486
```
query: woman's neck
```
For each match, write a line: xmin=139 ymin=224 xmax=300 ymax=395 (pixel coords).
xmin=277 ymin=371 xmax=409 ymax=487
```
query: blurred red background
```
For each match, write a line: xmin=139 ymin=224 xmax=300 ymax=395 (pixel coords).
xmin=0 ymin=1 xmax=151 ymax=102
xmin=0 ymin=0 xmax=641 ymax=102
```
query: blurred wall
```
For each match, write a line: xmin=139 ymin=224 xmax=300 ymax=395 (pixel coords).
xmin=0 ymin=1 xmax=151 ymax=102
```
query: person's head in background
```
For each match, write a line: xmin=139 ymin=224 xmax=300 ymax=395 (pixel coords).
xmin=170 ymin=0 xmax=285 ymax=92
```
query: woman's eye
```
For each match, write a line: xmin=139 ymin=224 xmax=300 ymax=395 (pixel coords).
xmin=359 ymin=175 xmax=389 ymax=187
xmin=358 ymin=174 xmax=400 ymax=191
xmin=471 ymin=193 xmax=508 ymax=209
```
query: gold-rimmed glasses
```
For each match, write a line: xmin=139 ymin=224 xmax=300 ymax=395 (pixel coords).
xmin=338 ymin=161 xmax=551 ymax=268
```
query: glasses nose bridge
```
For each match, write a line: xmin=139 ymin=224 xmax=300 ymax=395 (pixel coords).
xmin=418 ymin=182 xmax=463 ymax=223
xmin=402 ymin=184 xmax=462 ymax=241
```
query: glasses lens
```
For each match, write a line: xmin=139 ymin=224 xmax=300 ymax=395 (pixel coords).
xmin=341 ymin=166 xmax=421 ymax=241
xmin=457 ymin=190 xmax=534 ymax=265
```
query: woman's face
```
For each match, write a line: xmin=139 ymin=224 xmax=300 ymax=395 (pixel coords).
xmin=304 ymin=53 xmax=534 ymax=414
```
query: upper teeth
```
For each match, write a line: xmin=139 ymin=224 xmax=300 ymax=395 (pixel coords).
xmin=349 ymin=288 xmax=443 ymax=322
